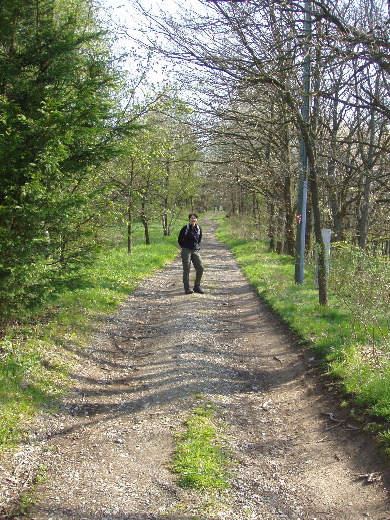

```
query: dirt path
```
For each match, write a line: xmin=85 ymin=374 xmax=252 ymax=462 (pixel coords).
xmin=7 ymin=219 xmax=390 ymax=519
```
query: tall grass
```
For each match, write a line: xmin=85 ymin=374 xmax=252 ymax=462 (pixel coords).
xmin=216 ymin=216 xmax=390 ymax=450
xmin=0 ymin=222 xmax=179 ymax=448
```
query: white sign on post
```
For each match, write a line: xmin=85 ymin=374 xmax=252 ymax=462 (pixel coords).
xmin=315 ymin=229 xmax=331 ymax=288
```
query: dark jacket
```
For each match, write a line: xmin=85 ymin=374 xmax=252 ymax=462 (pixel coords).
xmin=178 ymin=224 xmax=202 ymax=251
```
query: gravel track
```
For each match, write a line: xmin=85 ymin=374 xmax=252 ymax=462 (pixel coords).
xmin=2 ymin=218 xmax=389 ymax=520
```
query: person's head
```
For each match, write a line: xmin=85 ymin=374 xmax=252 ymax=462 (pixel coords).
xmin=188 ymin=213 xmax=198 ymax=222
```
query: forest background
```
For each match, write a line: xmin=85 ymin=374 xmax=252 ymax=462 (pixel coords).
xmin=0 ymin=0 xmax=389 ymax=453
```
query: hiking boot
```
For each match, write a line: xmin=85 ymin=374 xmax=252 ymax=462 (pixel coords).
xmin=193 ymin=285 xmax=204 ymax=294
xmin=184 ymin=285 xmax=194 ymax=294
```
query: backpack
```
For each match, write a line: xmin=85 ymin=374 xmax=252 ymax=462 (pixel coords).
xmin=184 ymin=223 xmax=200 ymax=236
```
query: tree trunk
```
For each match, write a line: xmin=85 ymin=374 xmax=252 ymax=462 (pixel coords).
xmin=127 ymin=159 xmax=136 ymax=254
xmin=308 ymin=164 xmax=328 ymax=306
xmin=127 ymin=203 xmax=133 ymax=254
xmin=357 ymin=89 xmax=377 ymax=250
xmin=308 ymin=41 xmax=327 ymax=305
xmin=162 ymin=160 xmax=170 ymax=236
xmin=268 ymin=197 xmax=277 ymax=251
xmin=276 ymin=206 xmax=285 ymax=254
xmin=141 ymin=213 xmax=150 ymax=245
xmin=284 ymin=176 xmax=295 ymax=255
xmin=162 ymin=213 xmax=168 ymax=236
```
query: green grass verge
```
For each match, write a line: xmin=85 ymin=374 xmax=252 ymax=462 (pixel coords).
xmin=216 ymin=216 xmax=390 ymax=450
xmin=0 ymin=222 xmax=179 ymax=449
xmin=171 ymin=400 xmax=230 ymax=491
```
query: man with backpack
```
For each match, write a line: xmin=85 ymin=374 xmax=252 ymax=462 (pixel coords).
xmin=178 ymin=213 xmax=205 ymax=294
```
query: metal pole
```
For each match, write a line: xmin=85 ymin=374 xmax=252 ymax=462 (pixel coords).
xmin=294 ymin=0 xmax=311 ymax=284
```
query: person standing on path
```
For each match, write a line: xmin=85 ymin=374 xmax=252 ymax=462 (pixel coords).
xmin=178 ymin=213 xmax=204 ymax=294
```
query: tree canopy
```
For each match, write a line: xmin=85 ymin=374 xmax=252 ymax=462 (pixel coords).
xmin=127 ymin=0 xmax=389 ymax=303
xmin=0 ymin=0 xmax=388 ymax=314
xmin=0 ymin=0 xmax=134 ymax=314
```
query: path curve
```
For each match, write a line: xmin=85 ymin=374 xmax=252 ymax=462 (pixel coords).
xmin=24 ymin=219 xmax=390 ymax=519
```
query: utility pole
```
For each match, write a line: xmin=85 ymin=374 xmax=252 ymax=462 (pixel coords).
xmin=294 ymin=0 xmax=312 ymax=284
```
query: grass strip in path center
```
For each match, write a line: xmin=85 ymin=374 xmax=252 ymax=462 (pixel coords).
xmin=171 ymin=400 xmax=231 ymax=491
